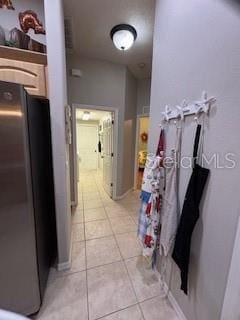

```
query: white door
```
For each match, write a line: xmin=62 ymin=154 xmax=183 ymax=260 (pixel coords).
xmin=102 ymin=115 xmax=114 ymax=197
xmin=77 ymin=124 xmax=98 ymax=170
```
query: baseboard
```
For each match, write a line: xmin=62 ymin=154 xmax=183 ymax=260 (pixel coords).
xmin=71 ymin=200 xmax=77 ymax=207
xmin=57 ymin=228 xmax=73 ymax=271
xmin=114 ymin=188 xmax=133 ymax=200
xmin=57 ymin=259 xmax=71 ymax=271
xmin=164 ymin=282 xmax=188 ymax=320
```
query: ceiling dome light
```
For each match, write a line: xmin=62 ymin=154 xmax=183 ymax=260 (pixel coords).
xmin=82 ymin=111 xmax=90 ymax=121
xmin=110 ymin=24 xmax=137 ymax=51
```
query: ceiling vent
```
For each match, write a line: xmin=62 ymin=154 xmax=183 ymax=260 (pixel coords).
xmin=64 ymin=18 xmax=74 ymax=51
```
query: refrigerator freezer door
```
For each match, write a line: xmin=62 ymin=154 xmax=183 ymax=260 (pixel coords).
xmin=0 ymin=82 xmax=41 ymax=315
xmin=26 ymin=96 xmax=57 ymax=299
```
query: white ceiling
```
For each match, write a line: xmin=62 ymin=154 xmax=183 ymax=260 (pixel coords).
xmin=64 ymin=0 xmax=156 ymax=79
xmin=76 ymin=109 xmax=111 ymax=121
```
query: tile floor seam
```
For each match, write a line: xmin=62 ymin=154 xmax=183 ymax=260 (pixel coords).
xmin=138 ymin=301 xmax=146 ymax=319
xmin=106 ymin=210 xmax=146 ymax=320
xmin=93 ymin=177 xmax=142 ymax=319
xmin=93 ymin=302 xmax=140 ymax=320
xmin=99 ymin=185 xmax=148 ymax=320
xmin=49 ymin=258 xmax=131 ymax=280
xmin=84 ymin=229 xmax=140 ymax=241
xmin=84 ymin=217 xmax=111 ymax=223
xmin=114 ymin=239 xmax=146 ymax=320
xmin=78 ymin=172 xmax=176 ymax=320
xmin=86 ymin=257 xmax=123 ymax=271
xmin=82 ymin=194 xmax=90 ymax=320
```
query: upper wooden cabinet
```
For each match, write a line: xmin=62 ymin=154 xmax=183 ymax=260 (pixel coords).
xmin=0 ymin=46 xmax=48 ymax=98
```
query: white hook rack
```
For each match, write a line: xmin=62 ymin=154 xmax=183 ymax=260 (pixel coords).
xmin=161 ymin=105 xmax=171 ymax=122
xmin=159 ymin=91 xmax=216 ymax=126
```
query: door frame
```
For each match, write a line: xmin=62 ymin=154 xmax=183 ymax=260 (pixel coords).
xmin=133 ymin=113 xmax=149 ymax=190
xmin=72 ymin=103 xmax=118 ymax=200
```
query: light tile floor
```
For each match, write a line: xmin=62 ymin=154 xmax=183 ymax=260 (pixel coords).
xmin=35 ymin=171 xmax=179 ymax=320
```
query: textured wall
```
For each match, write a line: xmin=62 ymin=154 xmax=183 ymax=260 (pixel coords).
xmin=67 ymin=55 xmax=137 ymax=197
xmin=122 ymin=69 xmax=137 ymax=194
xmin=137 ymin=78 xmax=151 ymax=115
xmin=221 ymin=217 xmax=240 ymax=319
xmin=44 ymin=0 xmax=71 ymax=268
xmin=149 ymin=1 xmax=240 ymax=319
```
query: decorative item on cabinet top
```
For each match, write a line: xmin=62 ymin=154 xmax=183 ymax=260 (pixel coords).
xmin=0 ymin=0 xmax=14 ymax=10
xmin=0 ymin=46 xmax=48 ymax=98
xmin=19 ymin=10 xmax=46 ymax=35
xmin=0 ymin=25 xmax=46 ymax=53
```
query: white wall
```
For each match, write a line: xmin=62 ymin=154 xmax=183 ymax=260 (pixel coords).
xmin=0 ymin=0 xmax=46 ymax=44
xmin=137 ymin=78 xmax=151 ymax=115
xmin=149 ymin=1 xmax=240 ymax=319
xmin=67 ymin=55 xmax=137 ymax=197
xmin=221 ymin=216 xmax=240 ymax=319
xmin=44 ymin=0 xmax=71 ymax=269
xmin=67 ymin=56 xmax=126 ymax=109
xmin=67 ymin=55 xmax=125 ymax=197
xmin=122 ymin=69 xmax=137 ymax=194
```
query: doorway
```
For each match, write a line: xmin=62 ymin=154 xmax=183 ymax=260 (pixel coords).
xmin=77 ymin=123 xmax=98 ymax=170
xmin=74 ymin=107 xmax=116 ymax=200
xmin=134 ymin=115 xmax=150 ymax=190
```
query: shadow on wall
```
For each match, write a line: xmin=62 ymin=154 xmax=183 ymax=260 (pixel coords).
xmin=227 ymin=0 xmax=240 ymax=12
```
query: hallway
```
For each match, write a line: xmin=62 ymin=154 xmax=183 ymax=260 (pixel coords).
xmin=36 ymin=171 xmax=179 ymax=320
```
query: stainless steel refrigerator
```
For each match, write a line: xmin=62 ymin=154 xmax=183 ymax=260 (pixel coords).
xmin=0 ymin=81 xmax=57 ymax=316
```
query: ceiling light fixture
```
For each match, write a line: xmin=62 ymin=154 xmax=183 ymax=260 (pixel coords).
xmin=82 ymin=111 xmax=90 ymax=121
xmin=110 ymin=24 xmax=137 ymax=51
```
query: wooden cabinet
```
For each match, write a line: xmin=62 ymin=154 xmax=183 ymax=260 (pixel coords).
xmin=0 ymin=46 xmax=48 ymax=98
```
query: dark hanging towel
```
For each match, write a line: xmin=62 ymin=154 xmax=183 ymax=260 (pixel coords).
xmin=98 ymin=141 xmax=102 ymax=153
xmin=172 ymin=124 xmax=210 ymax=295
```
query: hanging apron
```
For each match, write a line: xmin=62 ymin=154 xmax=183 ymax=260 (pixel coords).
xmin=137 ymin=130 xmax=165 ymax=262
xmin=141 ymin=129 xmax=164 ymax=195
xmin=172 ymin=124 xmax=210 ymax=295
xmin=160 ymin=127 xmax=182 ymax=257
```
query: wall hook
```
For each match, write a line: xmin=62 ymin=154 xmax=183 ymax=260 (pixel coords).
xmin=161 ymin=105 xmax=171 ymax=122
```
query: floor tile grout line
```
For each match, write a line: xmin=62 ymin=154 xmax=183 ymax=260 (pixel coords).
xmin=93 ymin=174 xmax=143 ymax=320
xmin=79 ymin=172 xmax=162 ymax=320
xmin=99 ymin=178 xmax=146 ymax=319
xmin=82 ymin=189 xmax=90 ymax=320
xmin=79 ymin=229 xmax=137 ymax=242
xmin=82 ymin=172 xmax=118 ymax=320
xmin=93 ymin=302 xmax=140 ymax=320
xmin=86 ymin=257 xmax=123 ymax=272
xmin=105 ymin=202 xmax=147 ymax=320
xmin=48 ymin=252 xmax=143 ymax=282
xmin=93 ymin=176 xmax=139 ymax=319
xmin=113 ymin=234 xmax=146 ymax=320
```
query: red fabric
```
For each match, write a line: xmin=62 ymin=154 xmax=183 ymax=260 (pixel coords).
xmin=144 ymin=235 xmax=153 ymax=248
xmin=146 ymin=203 xmax=152 ymax=216
xmin=156 ymin=130 xmax=165 ymax=157
xmin=155 ymin=196 xmax=161 ymax=212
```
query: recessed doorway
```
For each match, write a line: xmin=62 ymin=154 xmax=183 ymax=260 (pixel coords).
xmin=134 ymin=115 xmax=150 ymax=190
xmin=73 ymin=106 xmax=117 ymax=201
